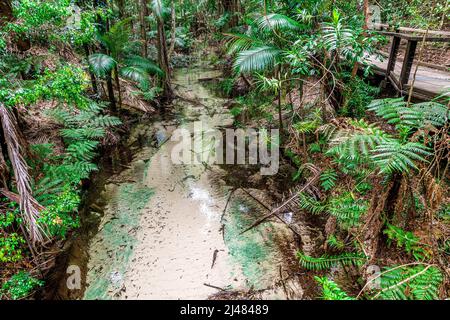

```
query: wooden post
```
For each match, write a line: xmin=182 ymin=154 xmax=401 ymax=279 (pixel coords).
xmin=385 ymin=35 xmax=400 ymax=80
xmin=399 ymin=39 xmax=417 ymax=90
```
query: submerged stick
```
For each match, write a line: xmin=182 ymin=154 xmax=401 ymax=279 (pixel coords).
xmin=239 ymin=174 xmax=320 ymax=235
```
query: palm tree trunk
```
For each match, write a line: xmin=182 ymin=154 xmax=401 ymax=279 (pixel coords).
xmin=113 ymin=65 xmax=122 ymax=106
xmin=83 ymin=44 xmax=98 ymax=95
xmin=106 ymin=72 xmax=116 ymax=111
xmin=278 ymin=89 xmax=283 ymax=133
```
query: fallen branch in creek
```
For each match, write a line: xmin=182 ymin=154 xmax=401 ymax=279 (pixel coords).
xmin=239 ymin=173 xmax=321 ymax=235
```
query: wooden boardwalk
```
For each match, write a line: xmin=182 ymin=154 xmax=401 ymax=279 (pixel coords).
xmin=367 ymin=25 xmax=450 ymax=101
xmin=368 ymin=54 xmax=450 ymax=100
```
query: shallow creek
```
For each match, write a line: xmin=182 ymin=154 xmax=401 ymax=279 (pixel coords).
xmin=55 ymin=61 xmax=302 ymax=300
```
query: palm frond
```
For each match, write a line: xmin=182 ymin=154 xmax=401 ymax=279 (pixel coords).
xmin=124 ymin=55 xmax=164 ymax=76
xmin=120 ymin=66 xmax=150 ymax=90
xmin=88 ymin=53 xmax=116 ymax=77
xmin=225 ymin=33 xmax=262 ymax=55
xmin=234 ymin=45 xmax=281 ymax=73
xmin=257 ymin=13 xmax=304 ymax=31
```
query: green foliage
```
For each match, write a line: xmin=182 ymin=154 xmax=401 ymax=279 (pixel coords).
xmin=315 ymin=276 xmax=355 ymax=300
xmin=326 ymin=234 xmax=346 ymax=251
xmin=1 ymin=272 xmax=44 ymax=300
xmin=297 ymin=192 xmax=327 ymax=215
xmin=384 ymin=224 xmax=430 ymax=261
xmin=7 ymin=0 xmax=71 ymax=36
xmin=371 ymin=141 xmax=431 ymax=174
xmin=377 ymin=265 xmax=443 ymax=300
xmin=234 ymin=46 xmax=281 ymax=73
xmin=37 ymin=187 xmax=80 ymax=238
xmin=88 ymin=53 xmax=117 ymax=77
xmin=368 ymin=98 xmax=448 ymax=130
xmin=320 ymin=169 xmax=338 ymax=191
xmin=256 ymin=13 xmax=305 ymax=31
xmin=327 ymin=119 xmax=390 ymax=163
xmin=327 ymin=192 xmax=368 ymax=228
xmin=341 ymin=77 xmax=379 ymax=117
xmin=0 ymin=233 xmax=26 ymax=263
xmin=44 ymin=102 xmax=121 ymax=183
xmin=297 ymin=251 xmax=367 ymax=270
xmin=1 ymin=65 xmax=89 ymax=108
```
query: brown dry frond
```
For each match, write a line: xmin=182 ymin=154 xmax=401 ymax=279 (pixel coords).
xmin=0 ymin=103 xmax=46 ymax=244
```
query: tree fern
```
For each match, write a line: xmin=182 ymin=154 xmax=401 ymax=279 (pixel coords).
xmin=315 ymin=276 xmax=355 ymax=300
xmin=297 ymin=251 xmax=367 ymax=270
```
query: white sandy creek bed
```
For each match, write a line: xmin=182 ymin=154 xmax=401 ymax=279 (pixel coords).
xmin=81 ymin=65 xmax=302 ymax=300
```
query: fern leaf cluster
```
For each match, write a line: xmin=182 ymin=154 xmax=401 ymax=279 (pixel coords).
xmin=320 ymin=169 xmax=338 ymax=191
xmin=384 ymin=224 xmax=430 ymax=261
xmin=297 ymin=251 xmax=367 ymax=270
xmin=314 ymin=276 xmax=355 ymax=300
xmin=367 ymin=98 xmax=448 ymax=129
xmin=327 ymin=192 xmax=368 ymax=228
xmin=377 ymin=265 xmax=443 ymax=300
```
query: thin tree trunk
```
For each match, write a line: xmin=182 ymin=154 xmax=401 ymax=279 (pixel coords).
xmin=139 ymin=0 xmax=148 ymax=57
xmin=113 ymin=65 xmax=122 ymax=106
xmin=156 ymin=18 xmax=172 ymax=97
xmin=168 ymin=0 xmax=176 ymax=59
xmin=278 ymin=88 xmax=283 ymax=133
xmin=117 ymin=0 xmax=125 ymax=18
xmin=106 ymin=72 xmax=117 ymax=111
xmin=83 ymin=43 xmax=98 ymax=95
xmin=363 ymin=0 xmax=370 ymax=30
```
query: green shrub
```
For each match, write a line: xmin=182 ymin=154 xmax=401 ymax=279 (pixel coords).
xmin=0 ymin=233 xmax=26 ymax=263
xmin=1 ymin=272 xmax=44 ymax=300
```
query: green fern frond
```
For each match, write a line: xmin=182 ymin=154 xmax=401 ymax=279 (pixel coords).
xmin=376 ymin=265 xmax=443 ymax=300
xmin=315 ymin=276 xmax=355 ymax=300
xmin=320 ymin=169 xmax=338 ymax=191
xmin=326 ymin=234 xmax=346 ymax=250
xmin=371 ymin=141 xmax=431 ymax=174
xmin=327 ymin=119 xmax=390 ymax=162
xmin=66 ymin=140 xmax=99 ymax=161
xmin=384 ymin=224 xmax=430 ymax=261
xmin=297 ymin=192 xmax=327 ymax=214
xmin=297 ymin=251 xmax=367 ymax=270
xmin=327 ymin=192 xmax=367 ymax=227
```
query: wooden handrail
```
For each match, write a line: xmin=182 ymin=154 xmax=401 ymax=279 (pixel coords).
xmin=371 ymin=23 xmax=450 ymax=37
